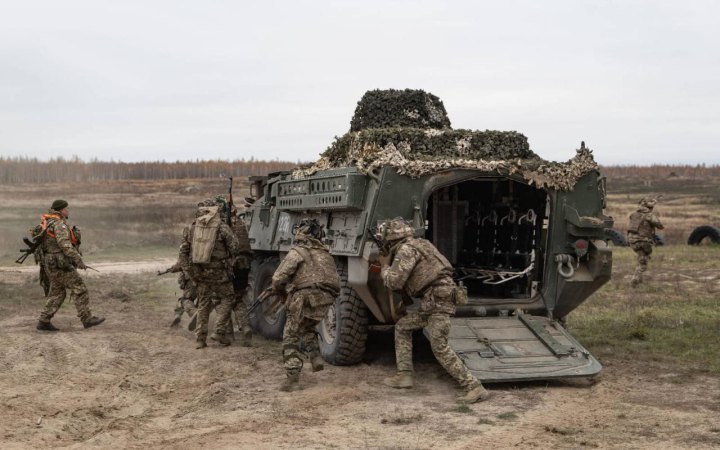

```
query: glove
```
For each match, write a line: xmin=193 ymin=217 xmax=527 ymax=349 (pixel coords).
xmin=378 ymin=254 xmax=392 ymax=266
xmin=76 ymin=260 xmax=87 ymax=270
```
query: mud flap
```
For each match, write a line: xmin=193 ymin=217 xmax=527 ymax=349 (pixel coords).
xmin=436 ymin=314 xmax=601 ymax=383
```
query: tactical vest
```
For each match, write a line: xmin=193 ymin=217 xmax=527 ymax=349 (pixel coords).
xmin=628 ymin=210 xmax=656 ymax=239
xmin=232 ymin=220 xmax=252 ymax=254
xmin=191 ymin=207 xmax=223 ymax=264
xmin=627 ymin=211 xmax=644 ymax=234
xmin=400 ymin=238 xmax=454 ymax=297
xmin=287 ymin=243 xmax=340 ymax=295
xmin=39 ymin=215 xmax=78 ymax=253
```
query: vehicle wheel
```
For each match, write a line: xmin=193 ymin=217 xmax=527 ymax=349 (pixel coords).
xmin=247 ymin=257 xmax=286 ymax=340
xmin=318 ymin=258 xmax=368 ymax=365
xmin=604 ymin=228 xmax=627 ymax=246
xmin=653 ymin=234 xmax=666 ymax=246
xmin=687 ymin=225 xmax=720 ymax=245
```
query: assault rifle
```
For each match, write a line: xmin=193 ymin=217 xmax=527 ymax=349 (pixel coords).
xmin=247 ymin=287 xmax=286 ymax=318
xmin=16 ymin=237 xmax=41 ymax=264
xmin=366 ymin=227 xmax=390 ymax=256
xmin=157 ymin=264 xmax=182 ymax=276
xmin=227 ymin=176 xmax=234 ymax=227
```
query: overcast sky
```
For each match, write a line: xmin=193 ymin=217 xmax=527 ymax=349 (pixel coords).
xmin=1 ymin=0 xmax=719 ymax=165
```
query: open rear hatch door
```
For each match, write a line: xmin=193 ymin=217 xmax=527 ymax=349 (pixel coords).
xmin=439 ymin=314 xmax=601 ymax=383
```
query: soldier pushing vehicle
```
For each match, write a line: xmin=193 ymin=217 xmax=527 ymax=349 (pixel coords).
xmin=270 ymin=218 xmax=340 ymax=392
xmin=377 ymin=218 xmax=490 ymax=403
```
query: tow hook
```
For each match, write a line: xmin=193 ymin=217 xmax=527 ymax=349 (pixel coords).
xmin=555 ymin=254 xmax=575 ymax=278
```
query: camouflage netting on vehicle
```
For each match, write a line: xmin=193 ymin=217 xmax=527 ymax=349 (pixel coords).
xmin=350 ymin=89 xmax=452 ymax=131
xmin=293 ymin=138 xmax=599 ymax=191
xmin=292 ymin=89 xmax=599 ymax=190
xmin=321 ymin=128 xmax=534 ymax=163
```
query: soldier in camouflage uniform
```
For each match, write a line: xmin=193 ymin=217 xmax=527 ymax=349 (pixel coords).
xmin=378 ymin=218 xmax=489 ymax=403
xmin=179 ymin=200 xmax=241 ymax=348
xmin=35 ymin=200 xmax=105 ymax=331
xmin=271 ymin=219 xmax=340 ymax=391
xmin=229 ymin=205 xmax=254 ymax=346
xmin=162 ymin=258 xmax=199 ymax=329
xmin=627 ymin=197 xmax=664 ymax=287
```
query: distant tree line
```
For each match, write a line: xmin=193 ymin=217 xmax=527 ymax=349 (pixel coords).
xmin=600 ymin=164 xmax=720 ymax=180
xmin=0 ymin=156 xmax=299 ymax=184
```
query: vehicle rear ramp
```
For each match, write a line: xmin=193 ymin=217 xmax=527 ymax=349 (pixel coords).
xmin=439 ymin=314 xmax=602 ymax=383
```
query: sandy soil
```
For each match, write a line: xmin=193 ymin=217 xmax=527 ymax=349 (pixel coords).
xmin=1 ymin=262 xmax=719 ymax=450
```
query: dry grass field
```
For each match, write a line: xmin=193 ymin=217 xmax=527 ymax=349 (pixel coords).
xmin=0 ymin=174 xmax=719 ymax=449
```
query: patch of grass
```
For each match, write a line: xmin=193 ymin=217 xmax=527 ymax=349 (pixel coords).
xmin=477 ymin=417 xmax=495 ymax=425
xmin=454 ymin=404 xmax=472 ymax=414
xmin=571 ymin=246 xmax=720 ymax=374
xmin=497 ymin=412 xmax=518 ymax=420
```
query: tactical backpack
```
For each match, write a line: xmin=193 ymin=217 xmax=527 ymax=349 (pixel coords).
xmin=191 ymin=206 xmax=221 ymax=264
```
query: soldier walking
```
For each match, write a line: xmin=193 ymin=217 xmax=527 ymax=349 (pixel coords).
xmin=271 ymin=219 xmax=340 ymax=391
xmin=159 ymin=259 xmax=199 ymax=329
xmin=179 ymin=200 xmax=241 ymax=348
xmin=35 ymin=199 xmax=105 ymax=331
xmin=628 ymin=197 xmax=664 ymax=287
xmin=377 ymin=218 xmax=489 ymax=403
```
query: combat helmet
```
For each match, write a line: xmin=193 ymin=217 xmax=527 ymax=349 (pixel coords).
xmin=376 ymin=217 xmax=414 ymax=242
xmin=638 ymin=197 xmax=657 ymax=209
xmin=292 ymin=218 xmax=325 ymax=241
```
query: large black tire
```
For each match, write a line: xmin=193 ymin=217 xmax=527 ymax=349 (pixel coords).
xmin=604 ymin=228 xmax=627 ymax=246
xmin=318 ymin=259 xmax=368 ymax=365
xmin=247 ymin=257 xmax=286 ymax=340
xmin=687 ymin=225 xmax=720 ymax=245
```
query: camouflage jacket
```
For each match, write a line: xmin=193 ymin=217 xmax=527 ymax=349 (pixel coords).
xmin=232 ymin=218 xmax=253 ymax=269
xmin=179 ymin=221 xmax=241 ymax=272
xmin=381 ymin=237 xmax=455 ymax=314
xmin=272 ymin=237 xmax=340 ymax=296
xmin=39 ymin=210 xmax=83 ymax=266
xmin=627 ymin=207 xmax=664 ymax=242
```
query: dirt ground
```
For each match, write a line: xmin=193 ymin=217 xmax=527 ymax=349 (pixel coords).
xmin=1 ymin=262 xmax=719 ymax=450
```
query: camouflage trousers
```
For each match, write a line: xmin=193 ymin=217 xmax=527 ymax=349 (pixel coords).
xmin=194 ymin=278 xmax=234 ymax=342
xmin=630 ymin=240 xmax=653 ymax=286
xmin=282 ymin=288 xmax=334 ymax=376
xmin=174 ymin=285 xmax=198 ymax=317
xmin=39 ymin=267 xmax=92 ymax=323
xmin=395 ymin=312 xmax=479 ymax=390
xmin=232 ymin=288 xmax=251 ymax=332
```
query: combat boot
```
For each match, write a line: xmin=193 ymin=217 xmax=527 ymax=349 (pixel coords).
xmin=240 ymin=330 xmax=252 ymax=347
xmin=82 ymin=316 xmax=105 ymax=329
xmin=195 ymin=339 xmax=207 ymax=349
xmin=457 ymin=384 xmax=490 ymax=404
xmin=279 ymin=373 xmax=302 ymax=392
xmin=210 ymin=332 xmax=231 ymax=346
xmin=187 ymin=312 xmax=198 ymax=331
xmin=170 ymin=313 xmax=182 ymax=328
xmin=310 ymin=353 xmax=324 ymax=372
xmin=383 ymin=371 xmax=414 ymax=389
xmin=36 ymin=321 xmax=59 ymax=331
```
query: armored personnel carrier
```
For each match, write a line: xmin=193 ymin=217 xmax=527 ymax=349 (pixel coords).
xmin=244 ymin=89 xmax=613 ymax=382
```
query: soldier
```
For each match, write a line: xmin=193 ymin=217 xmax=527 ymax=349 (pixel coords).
xmin=271 ymin=219 xmax=340 ymax=391
xmin=159 ymin=259 xmax=199 ymax=329
xmin=377 ymin=218 xmax=489 ymax=403
xmin=627 ymin=197 xmax=664 ymax=287
xmin=228 ymin=202 xmax=254 ymax=346
xmin=179 ymin=199 xmax=241 ymax=348
xmin=35 ymin=199 xmax=105 ymax=331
